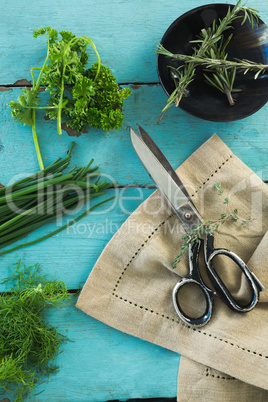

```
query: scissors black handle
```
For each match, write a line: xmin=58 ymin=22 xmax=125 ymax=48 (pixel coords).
xmin=204 ymin=233 xmax=264 ymax=312
xmin=173 ymin=233 xmax=264 ymax=327
xmin=172 ymin=238 xmax=215 ymax=327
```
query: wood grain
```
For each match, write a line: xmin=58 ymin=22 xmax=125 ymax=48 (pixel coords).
xmin=0 ymin=1 xmax=267 ymax=400
xmin=0 ymin=187 xmax=154 ymax=291
xmin=0 ymin=86 xmax=267 ymax=187
xmin=0 ymin=84 xmax=267 ymax=290
xmin=3 ymin=302 xmax=179 ymax=401
xmin=0 ymin=0 xmax=267 ymax=85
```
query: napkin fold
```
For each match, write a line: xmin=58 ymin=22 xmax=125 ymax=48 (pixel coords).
xmin=77 ymin=134 xmax=268 ymax=400
xmin=178 ymin=355 xmax=268 ymax=401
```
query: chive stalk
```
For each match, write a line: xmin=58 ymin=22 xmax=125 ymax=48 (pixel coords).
xmin=0 ymin=144 xmax=115 ymax=255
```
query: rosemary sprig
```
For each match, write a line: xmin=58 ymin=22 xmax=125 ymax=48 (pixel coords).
xmin=198 ymin=30 xmax=239 ymax=105
xmin=158 ymin=50 xmax=268 ymax=79
xmin=156 ymin=0 xmax=261 ymax=121
xmin=172 ymin=183 xmax=252 ymax=268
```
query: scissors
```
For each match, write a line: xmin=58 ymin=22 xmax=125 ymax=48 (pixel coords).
xmin=130 ymin=125 xmax=264 ymax=327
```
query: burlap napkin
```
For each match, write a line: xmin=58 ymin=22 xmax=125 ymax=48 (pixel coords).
xmin=76 ymin=134 xmax=268 ymax=400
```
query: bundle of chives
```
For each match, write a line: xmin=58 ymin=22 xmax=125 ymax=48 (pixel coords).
xmin=0 ymin=143 xmax=114 ymax=255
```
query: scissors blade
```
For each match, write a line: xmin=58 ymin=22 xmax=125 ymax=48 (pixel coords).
xmin=130 ymin=126 xmax=202 ymax=225
xmin=137 ymin=124 xmax=193 ymax=202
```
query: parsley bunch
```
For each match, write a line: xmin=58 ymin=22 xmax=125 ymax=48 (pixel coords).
xmin=48 ymin=62 xmax=131 ymax=132
xmin=9 ymin=27 xmax=131 ymax=170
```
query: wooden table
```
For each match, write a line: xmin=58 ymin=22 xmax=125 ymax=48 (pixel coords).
xmin=0 ymin=1 xmax=267 ymax=400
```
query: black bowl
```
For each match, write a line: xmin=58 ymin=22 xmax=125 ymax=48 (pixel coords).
xmin=157 ymin=3 xmax=268 ymax=122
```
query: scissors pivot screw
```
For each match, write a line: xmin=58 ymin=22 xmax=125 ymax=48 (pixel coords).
xmin=184 ymin=212 xmax=192 ymax=220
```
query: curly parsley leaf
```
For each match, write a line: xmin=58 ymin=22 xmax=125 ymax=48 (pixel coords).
xmin=8 ymin=27 xmax=131 ymax=170
xmin=9 ymin=88 xmax=40 ymax=126
xmin=60 ymin=64 xmax=132 ymax=132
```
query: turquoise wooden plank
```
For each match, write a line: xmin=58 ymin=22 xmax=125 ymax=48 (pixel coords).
xmin=0 ymin=1 xmax=266 ymax=401
xmin=0 ymin=187 xmax=154 ymax=292
xmin=0 ymin=0 xmax=267 ymax=85
xmin=0 ymin=86 xmax=267 ymax=189
xmin=0 ymin=84 xmax=266 ymax=290
xmin=3 ymin=302 xmax=179 ymax=401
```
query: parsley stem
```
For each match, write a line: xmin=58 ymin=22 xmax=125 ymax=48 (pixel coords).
xmin=57 ymin=64 xmax=67 ymax=135
xmin=29 ymin=31 xmax=52 ymax=168
xmin=55 ymin=35 xmax=102 ymax=135
xmin=35 ymin=33 xmax=51 ymax=90
xmin=32 ymin=110 xmax=44 ymax=170
xmin=69 ymin=36 xmax=101 ymax=80
xmin=23 ymin=106 xmax=58 ymax=110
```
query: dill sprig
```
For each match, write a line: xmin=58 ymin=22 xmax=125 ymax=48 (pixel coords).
xmin=156 ymin=0 xmax=262 ymax=121
xmin=172 ymin=183 xmax=253 ymax=268
xmin=0 ymin=260 xmax=73 ymax=401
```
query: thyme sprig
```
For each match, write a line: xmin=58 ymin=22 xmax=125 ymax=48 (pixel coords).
xmin=172 ymin=183 xmax=252 ymax=268
xmin=156 ymin=0 xmax=262 ymax=121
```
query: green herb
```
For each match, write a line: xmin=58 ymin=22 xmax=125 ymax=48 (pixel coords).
xmin=156 ymin=0 xmax=261 ymax=121
xmin=172 ymin=183 xmax=252 ymax=268
xmin=0 ymin=143 xmax=115 ymax=256
xmin=159 ymin=52 xmax=268 ymax=78
xmin=0 ymin=260 xmax=73 ymax=401
xmin=9 ymin=27 xmax=131 ymax=169
xmin=48 ymin=62 xmax=131 ymax=133
xmin=198 ymin=29 xmax=240 ymax=105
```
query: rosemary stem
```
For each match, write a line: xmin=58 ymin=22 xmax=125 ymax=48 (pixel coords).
xmin=223 ymin=82 xmax=235 ymax=106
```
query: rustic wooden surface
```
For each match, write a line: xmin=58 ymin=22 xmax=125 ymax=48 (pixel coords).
xmin=0 ymin=0 xmax=267 ymax=400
